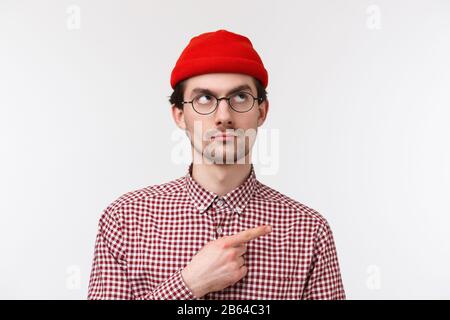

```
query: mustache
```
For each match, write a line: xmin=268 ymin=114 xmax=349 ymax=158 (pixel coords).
xmin=205 ymin=128 xmax=241 ymax=139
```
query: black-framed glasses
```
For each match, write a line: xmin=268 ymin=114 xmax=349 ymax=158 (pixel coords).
xmin=182 ymin=91 xmax=263 ymax=115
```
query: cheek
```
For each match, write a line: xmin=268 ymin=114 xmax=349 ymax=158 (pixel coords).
xmin=238 ymin=114 xmax=259 ymax=131
xmin=184 ymin=118 xmax=211 ymax=142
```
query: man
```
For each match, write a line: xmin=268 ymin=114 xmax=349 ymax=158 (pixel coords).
xmin=87 ymin=29 xmax=346 ymax=300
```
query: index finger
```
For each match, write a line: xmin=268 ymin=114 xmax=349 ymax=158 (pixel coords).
xmin=225 ymin=225 xmax=272 ymax=247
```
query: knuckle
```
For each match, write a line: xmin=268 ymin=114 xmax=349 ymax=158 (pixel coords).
xmin=234 ymin=270 xmax=244 ymax=281
xmin=229 ymin=260 xmax=240 ymax=270
xmin=226 ymin=251 xmax=237 ymax=261
xmin=218 ymin=239 xmax=229 ymax=250
xmin=238 ymin=267 xmax=247 ymax=279
xmin=232 ymin=248 xmax=241 ymax=256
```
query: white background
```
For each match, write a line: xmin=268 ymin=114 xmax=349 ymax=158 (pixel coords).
xmin=1 ymin=0 xmax=449 ymax=299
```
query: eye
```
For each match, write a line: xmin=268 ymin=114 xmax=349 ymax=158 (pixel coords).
xmin=231 ymin=92 xmax=250 ymax=103
xmin=195 ymin=94 xmax=214 ymax=105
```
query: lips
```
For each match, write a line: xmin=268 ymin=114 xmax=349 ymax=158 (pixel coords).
xmin=209 ymin=130 xmax=237 ymax=139
xmin=210 ymin=132 xmax=237 ymax=143
xmin=213 ymin=134 xmax=235 ymax=138
xmin=212 ymin=136 xmax=235 ymax=142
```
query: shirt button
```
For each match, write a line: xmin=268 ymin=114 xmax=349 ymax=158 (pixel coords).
xmin=217 ymin=227 xmax=223 ymax=235
xmin=235 ymin=206 xmax=242 ymax=214
xmin=216 ymin=199 xmax=224 ymax=207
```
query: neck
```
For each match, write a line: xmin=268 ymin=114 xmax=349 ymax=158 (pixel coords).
xmin=190 ymin=159 xmax=252 ymax=197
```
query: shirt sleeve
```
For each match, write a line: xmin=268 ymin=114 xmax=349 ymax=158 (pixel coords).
xmin=87 ymin=207 xmax=197 ymax=300
xmin=302 ymin=220 xmax=346 ymax=300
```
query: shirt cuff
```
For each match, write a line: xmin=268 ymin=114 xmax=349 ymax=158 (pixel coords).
xmin=147 ymin=268 xmax=198 ymax=300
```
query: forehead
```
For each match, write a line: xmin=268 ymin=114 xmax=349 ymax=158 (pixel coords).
xmin=183 ymin=73 xmax=257 ymax=96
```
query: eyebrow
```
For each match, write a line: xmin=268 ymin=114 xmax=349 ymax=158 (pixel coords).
xmin=189 ymin=84 xmax=254 ymax=99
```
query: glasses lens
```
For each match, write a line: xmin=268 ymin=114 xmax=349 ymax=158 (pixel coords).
xmin=192 ymin=94 xmax=217 ymax=114
xmin=229 ymin=92 xmax=254 ymax=112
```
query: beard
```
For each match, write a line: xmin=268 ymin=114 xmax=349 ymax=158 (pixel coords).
xmin=205 ymin=137 xmax=246 ymax=164
xmin=187 ymin=122 xmax=258 ymax=165
xmin=191 ymin=134 xmax=255 ymax=165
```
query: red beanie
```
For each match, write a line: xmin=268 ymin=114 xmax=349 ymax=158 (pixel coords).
xmin=170 ymin=29 xmax=268 ymax=89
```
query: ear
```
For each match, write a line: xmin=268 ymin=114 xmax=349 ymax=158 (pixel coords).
xmin=257 ymin=99 xmax=269 ymax=127
xmin=171 ymin=104 xmax=187 ymax=130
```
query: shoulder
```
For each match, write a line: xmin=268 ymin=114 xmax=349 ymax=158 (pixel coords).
xmin=100 ymin=176 xmax=186 ymax=221
xmin=254 ymin=180 xmax=333 ymax=233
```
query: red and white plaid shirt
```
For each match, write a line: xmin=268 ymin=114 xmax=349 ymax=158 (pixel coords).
xmin=88 ymin=163 xmax=346 ymax=300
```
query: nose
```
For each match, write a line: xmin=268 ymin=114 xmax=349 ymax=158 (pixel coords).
xmin=214 ymin=98 xmax=233 ymax=126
